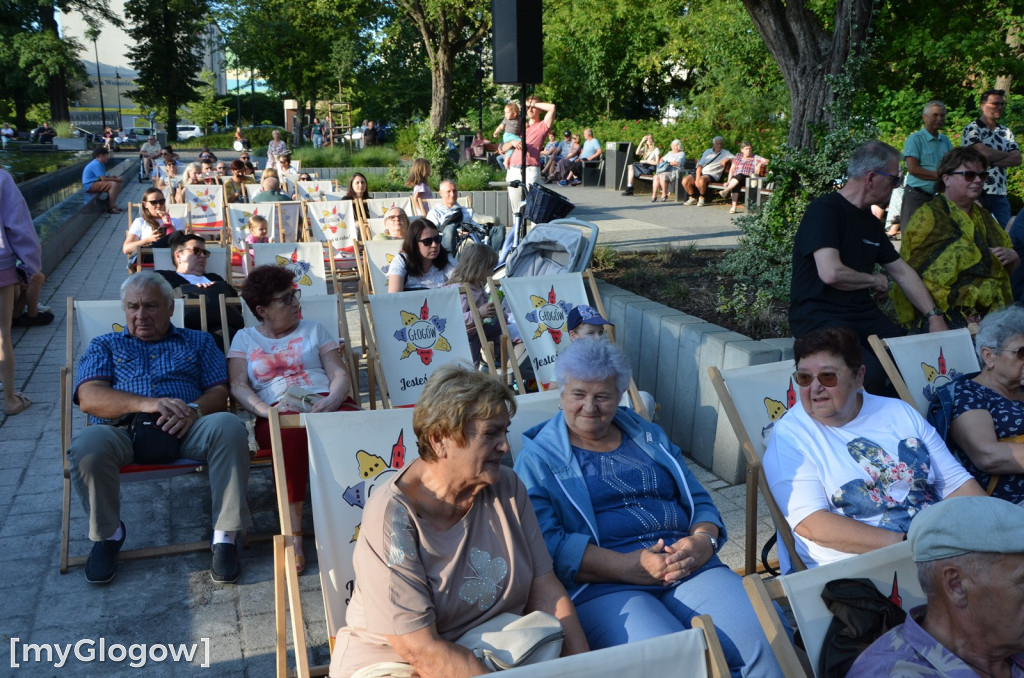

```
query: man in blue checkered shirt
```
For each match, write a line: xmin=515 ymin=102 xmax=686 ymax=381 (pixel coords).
xmin=68 ymin=272 xmax=251 ymax=585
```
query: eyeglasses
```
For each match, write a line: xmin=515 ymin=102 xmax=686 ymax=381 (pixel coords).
xmin=145 ymin=198 xmax=166 ymax=205
xmin=996 ymin=346 xmax=1024 ymax=360
xmin=949 ymin=170 xmax=988 ymax=183
xmin=792 ymin=369 xmax=848 ymax=388
xmin=269 ymin=289 xmax=301 ymax=306
xmin=873 ymin=170 xmax=902 ymax=187
xmin=183 ymin=246 xmax=211 ymax=257
xmin=419 ymin=236 xmax=442 ymax=247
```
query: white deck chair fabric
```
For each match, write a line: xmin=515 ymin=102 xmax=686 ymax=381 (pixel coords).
xmin=275 ymin=201 xmax=303 ymax=243
xmin=225 ymin=203 xmax=277 ymax=249
xmin=165 ymin=202 xmax=189 ymax=225
xmin=306 ymin=200 xmax=358 ymax=256
xmin=880 ymin=328 xmax=978 ymax=414
xmin=364 ymin=218 xmax=387 ymax=240
xmin=509 ymin=390 xmax=562 ymax=461
xmin=240 ymin=293 xmax=342 ymax=340
xmin=500 ymin=273 xmax=589 ymax=390
xmin=363 ymin=196 xmax=413 ymax=220
xmin=252 ymin=242 xmax=329 ymax=296
xmin=368 ymin=287 xmax=474 ymax=407
xmin=296 ymin=180 xmax=334 ymax=202
xmin=778 ymin=541 xmax=922 ymax=677
xmin=362 ymin=240 xmax=402 ymax=295
xmin=75 ymin=300 xmax=185 ymax=347
xmin=183 ymin=184 xmax=225 ymax=234
xmin=304 ymin=409 xmax=420 ymax=643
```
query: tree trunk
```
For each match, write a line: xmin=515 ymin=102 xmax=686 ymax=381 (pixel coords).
xmin=429 ymin=51 xmax=454 ymax=133
xmin=166 ymin=101 xmax=179 ymax=142
xmin=741 ymin=0 xmax=874 ymax=149
xmin=995 ymin=26 xmax=1020 ymax=93
xmin=39 ymin=3 xmax=70 ymax=122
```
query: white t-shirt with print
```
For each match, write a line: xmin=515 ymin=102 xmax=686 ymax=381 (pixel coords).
xmin=387 ymin=252 xmax=455 ymax=290
xmin=763 ymin=391 xmax=974 ymax=569
xmin=227 ymin=319 xmax=338 ymax=406
xmin=128 ymin=216 xmax=185 ymax=240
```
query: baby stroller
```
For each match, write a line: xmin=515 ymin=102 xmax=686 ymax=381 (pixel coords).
xmin=502 ymin=219 xmax=599 ymax=277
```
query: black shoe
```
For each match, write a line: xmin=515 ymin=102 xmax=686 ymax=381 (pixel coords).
xmin=621 ymin=187 xmax=634 ymax=196
xmin=85 ymin=521 xmax=126 ymax=584
xmin=211 ymin=542 xmax=241 ymax=583
xmin=15 ymin=310 xmax=54 ymax=327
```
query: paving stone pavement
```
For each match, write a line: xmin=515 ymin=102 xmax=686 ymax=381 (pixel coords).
xmin=1 ymin=170 xmax=770 ymax=676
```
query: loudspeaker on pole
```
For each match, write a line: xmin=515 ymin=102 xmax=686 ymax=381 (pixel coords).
xmin=491 ymin=0 xmax=544 ymax=85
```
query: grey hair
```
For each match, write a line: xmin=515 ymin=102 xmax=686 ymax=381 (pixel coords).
xmin=713 ymin=136 xmax=724 ymax=144
xmin=847 ymin=141 xmax=900 ymax=180
xmin=555 ymin=337 xmax=632 ymax=397
xmin=439 ymin=178 xmax=456 ymax=191
xmin=121 ymin=271 xmax=174 ymax=308
xmin=923 ymin=100 xmax=946 ymax=115
xmin=264 ymin=176 xmax=280 ymax=191
xmin=671 ymin=139 xmax=682 ymax=150
xmin=917 ymin=552 xmax=990 ymax=598
xmin=974 ymin=305 xmax=1024 ymax=363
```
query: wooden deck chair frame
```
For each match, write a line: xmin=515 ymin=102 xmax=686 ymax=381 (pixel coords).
xmin=743 ymin=540 xmax=922 ymax=678
xmin=59 ymin=298 xmax=209 ymax=574
xmin=707 ymin=363 xmax=806 ymax=576
xmin=356 ymin=288 xmax=387 ymax=409
xmin=867 ymin=327 xmax=978 ymax=414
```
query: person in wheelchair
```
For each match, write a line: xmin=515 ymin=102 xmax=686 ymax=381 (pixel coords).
xmin=426 ymin=179 xmax=505 ymax=257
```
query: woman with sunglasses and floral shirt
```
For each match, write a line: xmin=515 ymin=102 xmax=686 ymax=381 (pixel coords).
xmin=763 ymin=325 xmax=984 ymax=571
xmin=387 ymin=218 xmax=455 ymax=292
xmin=122 ymin=187 xmax=184 ymax=270
xmin=892 ymin=146 xmax=1018 ymax=329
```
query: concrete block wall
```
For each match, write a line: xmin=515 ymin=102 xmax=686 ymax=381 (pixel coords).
xmin=596 ymin=281 xmax=793 ymax=484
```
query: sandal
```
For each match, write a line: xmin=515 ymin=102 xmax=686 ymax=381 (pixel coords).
xmin=4 ymin=392 xmax=31 ymax=415
xmin=293 ymin=530 xmax=306 ymax=575
xmin=107 ymin=207 xmax=124 ymax=214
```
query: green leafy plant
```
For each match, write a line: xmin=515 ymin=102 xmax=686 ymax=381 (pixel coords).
xmin=591 ymin=245 xmax=618 ymax=270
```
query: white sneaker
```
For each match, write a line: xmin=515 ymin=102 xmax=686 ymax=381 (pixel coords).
xmin=729 ymin=206 xmax=737 ymax=214
xmin=36 ymin=304 xmax=50 ymax=314
xmin=697 ymin=197 xmax=705 ymax=207
xmin=683 ymin=197 xmax=697 ymax=206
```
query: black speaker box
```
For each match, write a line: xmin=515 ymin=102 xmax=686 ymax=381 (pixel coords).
xmin=492 ymin=0 xmax=544 ymax=85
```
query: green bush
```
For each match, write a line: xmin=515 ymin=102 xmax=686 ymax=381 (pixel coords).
xmin=292 ymin=145 xmax=402 ymax=168
xmin=455 ymin=161 xmax=501 ymax=191
xmin=394 ymin=124 xmax=419 ymax=158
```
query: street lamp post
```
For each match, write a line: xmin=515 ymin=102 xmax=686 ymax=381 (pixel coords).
xmin=114 ymin=69 xmax=123 ymax=128
xmin=88 ymin=30 xmax=108 ymax=131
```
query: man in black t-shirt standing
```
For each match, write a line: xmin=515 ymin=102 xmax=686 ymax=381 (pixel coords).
xmin=789 ymin=141 xmax=948 ymax=393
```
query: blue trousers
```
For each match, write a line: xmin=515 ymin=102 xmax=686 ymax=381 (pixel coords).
xmin=983 ymin=193 xmax=1011 ymax=228
xmin=573 ymin=560 xmax=786 ymax=678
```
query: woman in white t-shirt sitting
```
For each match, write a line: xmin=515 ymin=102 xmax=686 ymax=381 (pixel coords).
xmin=122 ymin=187 xmax=184 ymax=270
xmin=228 ymin=265 xmax=359 ymax=574
xmin=763 ymin=325 xmax=985 ymax=571
xmin=387 ymin=218 xmax=455 ymax=292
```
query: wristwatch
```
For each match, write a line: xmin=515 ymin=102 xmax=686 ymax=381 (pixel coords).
xmin=187 ymin=402 xmax=203 ymax=419
xmin=694 ymin=531 xmax=720 ymax=553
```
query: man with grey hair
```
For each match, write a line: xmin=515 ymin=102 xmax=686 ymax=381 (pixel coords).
xmin=67 ymin=271 xmax=251 ymax=585
xmin=789 ymin=141 xmax=948 ymax=394
xmin=427 ymin=179 xmax=505 ymax=255
xmin=848 ymin=496 xmax=1024 ymax=677
xmin=682 ymin=136 xmax=734 ymax=206
xmin=900 ymin=100 xmax=953 ymax=228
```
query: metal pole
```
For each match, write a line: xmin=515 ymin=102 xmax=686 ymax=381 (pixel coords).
xmin=93 ymin=37 xmax=107 ymax=130
xmin=114 ymin=70 xmax=122 ymax=128
xmin=235 ymin=55 xmax=241 ymax=125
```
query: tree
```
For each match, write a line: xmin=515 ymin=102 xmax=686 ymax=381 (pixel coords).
xmin=393 ymin=0 xmax=490 ymax=133
xmin=739 ymin=0 xmax=874 ymax=149
xmin=124 ymin=0 xmax=208 ymax=141
xmin=186 ymin=71 xmax=229 ymax=132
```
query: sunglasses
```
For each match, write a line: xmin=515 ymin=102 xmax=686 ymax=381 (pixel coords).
xmin=949 ymin=170 xmax=988 ymax=182
xmin=873 ymin=170 xmax=903 ymax=187
xmin=792 ymin=370 xmax=847 ymax=388
xmin=269 ymin=289 xmax=301 ymax=306
xmin=419 ymin=236 xmax=442 ymax=247
xmin=996 ymin=346 xmax=1024 ymax=360
xmin=146 ymin=198 xmax=166 ymax=205
xmin=183 ymin=246 xmax=211 ymax=257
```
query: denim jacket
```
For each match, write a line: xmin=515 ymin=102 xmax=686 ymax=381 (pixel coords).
xmin=513 ymin=407 xmax=726 ymax=599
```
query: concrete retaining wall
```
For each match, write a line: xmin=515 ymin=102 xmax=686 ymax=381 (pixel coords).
xmin=596 ymin=280 xmax=793 ymax=484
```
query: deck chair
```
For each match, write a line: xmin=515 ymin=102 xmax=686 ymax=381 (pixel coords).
xmin=419 ymin=195 xmax=471 ymax=217
xmin=273 ymin=200 xmax=304 ymax=244
xmin=744 ymin=540 xmax=922 ymax=678
xmin=165 ymin=202 xmax=190 ymax=225
xmin=496 ymin=272 xmax=590 ymax=391
xmin=867 ymin=328 xmax=979 ymax=415
xmin=306 ymin=200 xmax=359 ymax=263
xmin=295 ymin=180 xmax=334 ymax=202
xmin=240 ymin=293 xmax=359 ymax=399
xmin=183 ymin=183 xmax=226 ymax=242
xmin=361 ymin=218 xmax=388 ymax=242
xmin=357 ymin=196 xmax=414 ymax=226
xmin=149 ymin=245 xmax=230 ymax=281
xmin=508 ymin=390 xmax=562 ymax=462
xmin=253 ymin=242 xmax=330 ymax=297
xmin=361 ymin=240 xmax=402 ymax=295
xmin=226 ymin=203 xmax=277 ymax=277
xmin=500 ymin=622 xmax=728 ymax=678
xmin=365 ymin=286 xmax=475 ymax=407
xmin=60 ymin=298 xmax=205 ymax=574
xmin=708 ymin=360 xmax=806 ymax=575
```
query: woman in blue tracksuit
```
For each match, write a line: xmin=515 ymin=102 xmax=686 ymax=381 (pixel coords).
xmin=514 ymin=338 xmax=784 ymax=678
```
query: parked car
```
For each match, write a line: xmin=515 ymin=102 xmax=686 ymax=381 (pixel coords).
xmin=126 ymin=127 xmax=153 ymax=142
xmin=176 ymin=125 xmax=203 ymax=140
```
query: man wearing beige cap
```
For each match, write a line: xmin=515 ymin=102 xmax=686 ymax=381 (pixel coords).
xmin=849 ymin=496 xmax=1024 ymax=677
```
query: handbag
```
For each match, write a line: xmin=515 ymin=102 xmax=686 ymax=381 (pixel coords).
xmin=455 ymin=611 xmax=564 ymax=671
xmin=128 ymin=412 xmax=183 ymax=464
xmin=656 ymin=160 xmax=671 ymax=173
xmin=278 ymin=386 xmax=324 ymax=413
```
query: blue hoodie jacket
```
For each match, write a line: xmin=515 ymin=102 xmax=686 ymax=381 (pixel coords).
xmin=514 ymin=407 xmax=726 ymax=600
